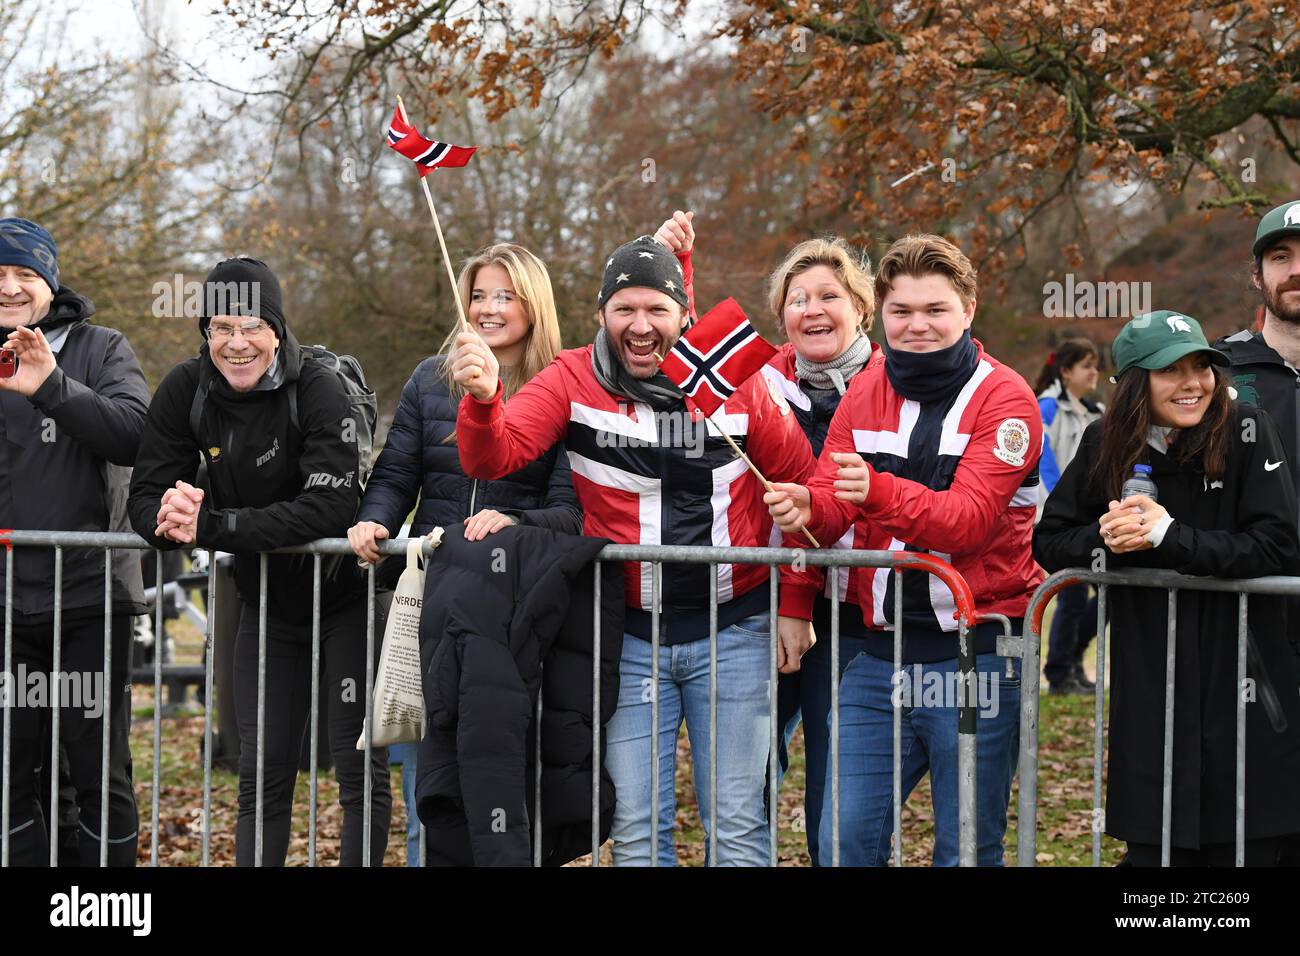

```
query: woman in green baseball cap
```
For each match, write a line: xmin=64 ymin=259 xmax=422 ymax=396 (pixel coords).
xmin=1034 ymin=310 xmax=1300 ymax=865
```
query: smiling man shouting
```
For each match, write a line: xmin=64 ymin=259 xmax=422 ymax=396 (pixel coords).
xmin=452 ymin=225 xmax=815 ymax=866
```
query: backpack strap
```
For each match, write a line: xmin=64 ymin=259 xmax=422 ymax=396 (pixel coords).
xmin=189 ymin=378 xmax=212 ymax=442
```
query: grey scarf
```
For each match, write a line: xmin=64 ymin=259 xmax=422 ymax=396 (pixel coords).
xmin=794 ymin=334 xmax=873 ymax=395
xmin=591 ymin=327 xmax=683 ymax=411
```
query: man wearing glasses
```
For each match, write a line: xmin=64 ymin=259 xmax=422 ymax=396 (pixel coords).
xmin=127 ymin=257 xmax=391 ymax=866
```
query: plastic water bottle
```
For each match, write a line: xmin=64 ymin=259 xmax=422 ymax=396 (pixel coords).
xmin=1120 ymin=464 xmax=1158 ymax=502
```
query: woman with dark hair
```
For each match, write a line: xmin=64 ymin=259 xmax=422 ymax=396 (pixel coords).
xmin=1035 ymin=310 xmax=1300 ymax=865
xmin=1033 ymin=338 xmax=1103 ymax=694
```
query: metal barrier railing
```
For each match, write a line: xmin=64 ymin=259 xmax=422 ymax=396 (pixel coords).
xmin=1015 ymin=567 xmax=1300 ymax=868
xmin=1 ymin=530 xmax=991 ymax=868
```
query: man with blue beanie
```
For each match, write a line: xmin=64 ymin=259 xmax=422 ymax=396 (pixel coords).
xmin=0 ymin=217 xmax=150 ymax=866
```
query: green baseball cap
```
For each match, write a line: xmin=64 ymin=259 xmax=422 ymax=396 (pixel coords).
xmin=1253 ymin=199 xmax=1300 ymax=258
xmin=1111 ymin=310 xmax=1230 ymax=375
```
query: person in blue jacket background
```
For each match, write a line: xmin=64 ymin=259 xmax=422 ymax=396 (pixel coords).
xmin=1033 ymin=337 xmax=1103 ymax=695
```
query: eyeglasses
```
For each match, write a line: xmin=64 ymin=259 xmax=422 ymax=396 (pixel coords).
xmin=207 ymin=319 xmax=272 ymax=340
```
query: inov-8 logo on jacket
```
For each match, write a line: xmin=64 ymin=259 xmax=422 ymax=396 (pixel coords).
xmin=305 ymin=471 xmax=355 ymax=489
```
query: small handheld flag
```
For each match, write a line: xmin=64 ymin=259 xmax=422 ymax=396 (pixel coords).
xmin=385 ymin=107 xmax=477 ymax=176
xmin=658 ymin=297 xmax=777 ymax=419
xmin=659 ymin=298 xmax=818 ymax=547
xmin=384 ymin=95 xmax=479 ymax=342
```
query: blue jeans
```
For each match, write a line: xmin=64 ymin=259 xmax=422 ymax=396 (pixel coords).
xmin=605 ymin=612 xmax=772 ymax=866
xmin=819 ymin=651 xmax=1021 ymax=867
xmin=388 ymin=742 xmax=421 ymax=866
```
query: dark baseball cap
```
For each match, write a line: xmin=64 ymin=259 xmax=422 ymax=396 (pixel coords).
xmin=1253 ymin=200 xmax=1300 ymax=258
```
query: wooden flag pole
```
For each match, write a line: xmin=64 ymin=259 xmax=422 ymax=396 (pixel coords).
xmin=709 ymin=416 xmax=820 ymax=549
xmin=656 ymin=350 xmax=820 ymax=548
xmin=396 ymin=95 xmax=472 ymax=337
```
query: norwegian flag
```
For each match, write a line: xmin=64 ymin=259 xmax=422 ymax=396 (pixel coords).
xmin=659 ymin=298 xmax=777 ymax=418
xmin=384 ymin=106 xmax=477 ymax=176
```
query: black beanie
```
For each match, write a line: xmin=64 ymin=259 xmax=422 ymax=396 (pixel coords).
xmin=198 ymin=257 xmax=286 ymax=339
xmin=597 ymin=235 xmax=689 ymax=311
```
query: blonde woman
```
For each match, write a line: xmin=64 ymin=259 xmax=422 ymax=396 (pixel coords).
xmin=350 ymin=242 xmax=580 ymax=564
xmin=348 ymin=243 xmax=579 ymax=866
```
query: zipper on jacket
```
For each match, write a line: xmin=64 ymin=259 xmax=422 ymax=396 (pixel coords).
xmin=469 ymin=478 xmax=478 ymax=518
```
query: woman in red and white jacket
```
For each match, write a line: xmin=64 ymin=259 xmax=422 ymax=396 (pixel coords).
xmin=758 ymin=237 xmax=880 ymax=866
xmin=766 ymin=234 xmax=1043 ymax=866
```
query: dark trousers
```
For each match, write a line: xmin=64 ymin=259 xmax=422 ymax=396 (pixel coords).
xmin=774 ymin=630 xmax=870 ymax=864
xmin=1122 ymin=838 xmax=1291 ymax=866
xmin=1044 ymin=583 xmax=1098 ymax=686
xmin=2 ymin=613 xmax=138 ymax=866
xmin=233 ymin=597 xmax=391 ymax=866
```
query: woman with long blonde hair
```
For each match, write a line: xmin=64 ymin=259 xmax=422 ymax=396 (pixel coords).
xmin=350 ymin=241 xmax=579 ymax=562
xmin=347 ymin=242 xmax=579 ymax=865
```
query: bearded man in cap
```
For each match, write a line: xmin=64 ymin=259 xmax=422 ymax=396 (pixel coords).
xmin=1216 ymin=203 xmax=1300 ymax=682
xmin=1215 ymin=200 xmax=1300 ymax=864
xmin=127 ymin=257 xmax=390 ymax=866
xmin=452 ymin=227 xmax=815 ymax=866
xmin=0 ymin=217 xmax=149 ymax=866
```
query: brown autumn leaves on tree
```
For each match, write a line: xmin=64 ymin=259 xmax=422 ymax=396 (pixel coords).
xmin=724 ymin=0 xmax=1300 ymax=281
xmin=221 ymin=0 xmax=1300 ymax=281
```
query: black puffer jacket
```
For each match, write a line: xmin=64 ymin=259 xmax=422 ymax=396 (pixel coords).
xmin=416 ymin=524 xmax=623 ymax=867
xmin=356 ymin=356 xmax=580 ymax=540
xmin=0 ymin=288 xmax=149 ymax=621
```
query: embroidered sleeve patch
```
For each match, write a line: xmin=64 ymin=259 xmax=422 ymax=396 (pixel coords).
xmin=993 ymin=418 xmax=1030 ymax=467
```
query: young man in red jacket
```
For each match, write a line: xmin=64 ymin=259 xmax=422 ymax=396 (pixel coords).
xmin=452 ymin=221 xmax=814 ymax=866
xmin=767 ymin=234 xmax=1043 ymax=866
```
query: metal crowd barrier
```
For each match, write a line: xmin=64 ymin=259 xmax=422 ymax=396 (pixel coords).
xmin=1016 ymin=567 xmax=1300 ymax=868
xmin=1 ymin=530 xmax=993 ymax=868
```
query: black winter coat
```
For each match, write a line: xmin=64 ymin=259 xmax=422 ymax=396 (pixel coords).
xmin=415 ymin=524 xmax=623 ymax=867
xmin=356 ymin=356 xmax=580 ymax=542
xmin=128 ymin=331 xmax=366 ymax=622
xmin=1034 ymin=406 xmax=1300 ymax=848
xmin=1215 ymin=328 xmax=1300 ymax=674
xmin=1215 ymin=330 xmax=1300 ymax=530
xmin=0 ymin=288 xmax=149 ymax=621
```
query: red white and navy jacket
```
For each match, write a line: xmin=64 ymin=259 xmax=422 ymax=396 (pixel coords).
xmin=457 ymin=345 xmax=814 ymax=621
xmin=763 ymin=342 xmax=882 ymax=619
xmin=784 ymin=339 xmax=1044 ymax=642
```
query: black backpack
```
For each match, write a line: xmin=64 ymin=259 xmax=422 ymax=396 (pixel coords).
xmin=189 ymin=345 xmax=378 ymax=488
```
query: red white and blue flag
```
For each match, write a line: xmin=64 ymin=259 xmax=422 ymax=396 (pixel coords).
xmin=385 ymin=106 xmax=477 ymax=176
xmin=659 ymin=298 xmax=777 ymax=418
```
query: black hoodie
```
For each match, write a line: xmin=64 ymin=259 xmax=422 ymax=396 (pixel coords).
xmin=127 ymin=330 xmax=365 ymax=622
xmin=0 ymin=286 xmax=150 ymax=620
